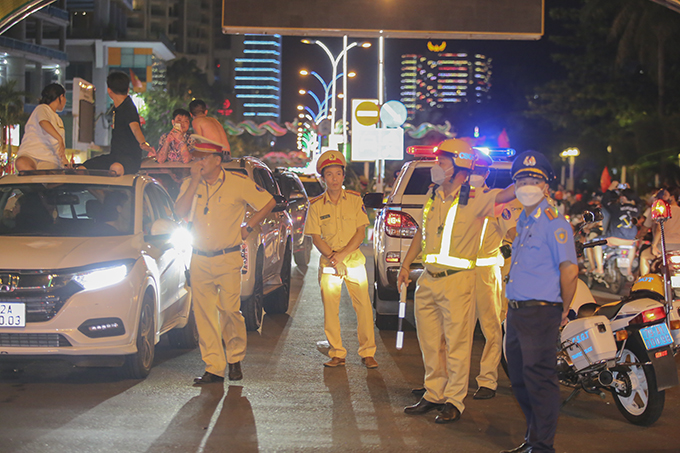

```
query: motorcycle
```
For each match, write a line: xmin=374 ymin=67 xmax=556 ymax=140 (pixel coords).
xmin=503 ymin=208 xmax=680 ymax=426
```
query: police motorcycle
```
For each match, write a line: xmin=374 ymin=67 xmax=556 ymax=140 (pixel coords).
xmin=502 ymin=206 xmax=680 ymax=426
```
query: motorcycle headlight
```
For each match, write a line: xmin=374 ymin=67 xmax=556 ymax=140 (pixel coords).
xmin=74 ymin=264 xmax=129 ymax=291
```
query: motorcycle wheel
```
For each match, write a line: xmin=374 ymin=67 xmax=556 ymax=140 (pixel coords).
xmin=611 ymin=341 xmax=665 ymax=426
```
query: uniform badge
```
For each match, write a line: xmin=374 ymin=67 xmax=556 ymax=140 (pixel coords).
xmin=533 ymin=207 xmax=542 ymax=219
xmin=320 ymin=214 xmax=330 ymax=220
xmin=361 ymin=205 xmax=367 ymax=214
xmin=555 ymin=228 xmax=568 ymax=244
xmin=523 ymin=155 xmax=537 ymax=167
xmin=501 ymin=208 xmax=511 ymax=220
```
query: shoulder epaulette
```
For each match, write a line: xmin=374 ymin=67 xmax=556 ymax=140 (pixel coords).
xmin=232 ymin=172 xmax=247 ymax=179
xmin=309 ymin=194 xmax=324 ymax=204
xmin=346 ymin=190 xmax=361 ymax=197
xmin=545 ymin=207 xmax=558 ymax=221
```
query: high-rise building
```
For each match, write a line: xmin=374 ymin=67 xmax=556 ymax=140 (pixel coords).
xmin=399 ymin=51 xmax=492 ymax=120
xmin=232 ymin=34 xmax=281 ymax=122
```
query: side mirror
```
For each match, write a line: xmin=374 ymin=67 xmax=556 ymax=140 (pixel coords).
xmin=363 ymin=192 xmax=385 ymax=209
xmin=272 ymin=194 xmax=288 ymax=212
xmin=149 ymin=218 xmax=176 ymax=236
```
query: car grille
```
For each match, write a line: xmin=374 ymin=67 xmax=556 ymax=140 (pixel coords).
xmin=0 ymin=333 xmax=72 ymax=347
xmin=0 ymin=273 xmax=82 ymax=322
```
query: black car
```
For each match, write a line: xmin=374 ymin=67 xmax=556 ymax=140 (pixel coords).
xmin=273 ymin=169 xmax=313 ymax=267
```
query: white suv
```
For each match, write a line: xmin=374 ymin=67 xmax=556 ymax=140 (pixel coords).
xmin=364 ymin=149 xmax=514 ymax=329
xmin=0 ymin=169 xmax=195 ymax=378
xmin=140 ymin=157 xmax=294 ymax=331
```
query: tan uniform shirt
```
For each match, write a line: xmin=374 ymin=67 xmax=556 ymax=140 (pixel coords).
xmin=479 ymin=197 xmax=523 ymax=259
xmin=305 ymin=189 xmax=370 ymax=267
xmin=178 ymin=169 xmax=273 ymax=252
xmin=421 ymin=185 xmax=498 ymax=272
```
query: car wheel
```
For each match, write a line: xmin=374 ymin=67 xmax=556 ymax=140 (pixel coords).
xmin=294 ymin=236 xmax=312 ymax=267
xmin=122 ymin=293 xmax=155 ymax=379
xmin=242 ymin=251 xmax=264 ymax=331
xmin=168 ymin=303 xmax=199 ymax=349
xmin=264 ymin=242 xmax=291 ymax=314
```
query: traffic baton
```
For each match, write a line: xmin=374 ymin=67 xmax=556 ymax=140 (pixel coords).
xmin=396 ymin=283 xmax=407 ymax=350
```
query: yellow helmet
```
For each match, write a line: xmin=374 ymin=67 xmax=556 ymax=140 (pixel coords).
xmin=631 ymin=273 xmax=665 ymax=298
xmin=434 ymin=139 xmax=476 ymax=170
xmin=316 ymin=150 xmax=346 ymax=175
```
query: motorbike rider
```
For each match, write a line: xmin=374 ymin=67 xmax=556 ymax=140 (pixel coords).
xmin=591 ymin=181 xmax=641 ymax=278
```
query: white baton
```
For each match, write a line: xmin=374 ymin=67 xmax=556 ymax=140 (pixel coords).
xmin=188 ymin=193 xmax=199 ymax=224
xmin=396 ymin=282 xmax=407 ymax=350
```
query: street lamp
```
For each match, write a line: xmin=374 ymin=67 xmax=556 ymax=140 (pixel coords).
xmin=299 ymin=70 xmax=355 ymax=125
xmin=301 ymin=38 xmax=371 ymax=139
xmin=560 ymin=147 xmax=580 ymax=191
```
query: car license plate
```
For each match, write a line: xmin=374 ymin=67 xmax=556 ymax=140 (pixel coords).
xmin=640 ymin=323 xmax=673 ymax=350
xmin=617 ymin=258 xmax=630 ymax=268
xmin=0 ymin=302 xmax=25 ymax=327
xmin=672 ymin=275 xmax=680 ymax=288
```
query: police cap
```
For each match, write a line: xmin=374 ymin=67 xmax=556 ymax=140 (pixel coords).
xmin=511 ymin=150 xmax=555 ymax=182
xmin=316 ymin=150 xmax=346 ymax=175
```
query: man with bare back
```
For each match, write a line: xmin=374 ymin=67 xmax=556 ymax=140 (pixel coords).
xmin=188 ymin=99 xmax=230 ymax=155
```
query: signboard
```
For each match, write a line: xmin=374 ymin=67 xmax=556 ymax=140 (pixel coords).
xmin=351 ymin=99 xmax=404 ymax=162
xmin=223 ymin=0 xmax=543 ymax=40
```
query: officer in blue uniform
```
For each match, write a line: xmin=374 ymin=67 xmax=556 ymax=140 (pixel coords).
xmin=501 ymin=151 xmax=579 ymax=453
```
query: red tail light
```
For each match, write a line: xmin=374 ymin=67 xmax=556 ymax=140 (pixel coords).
xmin=629 ymin=306 xmax=666 ymax=325
xmin=385 ymin=210 xmax=418 ymax=238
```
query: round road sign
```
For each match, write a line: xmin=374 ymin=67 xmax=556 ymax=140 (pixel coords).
xmin=355 ymin=101 xmax=380 ymax=127
xmin=380 ymin=100 xmax=408 ymax=128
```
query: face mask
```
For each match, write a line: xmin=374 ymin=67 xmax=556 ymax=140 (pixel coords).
xmin=470 ymin=175 xmax=486 ymax=187
xmin=430 ymin=165 xmax=452 ymax=185
xmin=515 ymin=185 xmax=545 ymax=207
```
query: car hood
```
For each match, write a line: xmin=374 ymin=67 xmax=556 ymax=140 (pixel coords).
xmin=0 ymin=235 xmax=140 ymax=271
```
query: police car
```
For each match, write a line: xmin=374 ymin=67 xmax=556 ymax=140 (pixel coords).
xmin=364 ymin=146 xmax=514 ymax=329
xmin=0 ymin=169 xmax=195 ymax=378
xmin=140 ymin=157 xmax=294 ymax=331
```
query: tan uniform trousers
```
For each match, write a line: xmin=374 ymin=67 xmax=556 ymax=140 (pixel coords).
xmin=473 ymin=264 xmax=503 ymax=391
xmin=191 ymin=251 xmax=246 ymax=377
xmin=318 ymin=265 xmax=376 ymax=359
xmin=415 ymin=269 xmax=476 ymax=413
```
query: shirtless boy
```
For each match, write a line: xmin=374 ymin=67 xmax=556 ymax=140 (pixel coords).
xmin=188 ymin=99 xmax=230 ymax=154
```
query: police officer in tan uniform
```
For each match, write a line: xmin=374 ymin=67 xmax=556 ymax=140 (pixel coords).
xmin=175 ymin=141 xmax=275 ymax=384
xmin=305 ymin=150 xmax=378 ymax=369
xmin=398 ymin=139 xmax=516 ymax=423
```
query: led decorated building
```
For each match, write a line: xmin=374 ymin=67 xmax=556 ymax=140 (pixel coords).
xmin=399 ymin=51 xmax=492 ymax=120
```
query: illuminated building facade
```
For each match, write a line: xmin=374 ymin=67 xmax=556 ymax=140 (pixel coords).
xmin=233 ymin=34 xmax=281 ymax=121
xmin=399 ymin=52 xmax=492 ymax=120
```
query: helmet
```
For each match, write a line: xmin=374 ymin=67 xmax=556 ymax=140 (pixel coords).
xmin=316 ymin=150 xmax=346 ymax=175
xmin=434 ymin=139 xmax=476 ymax=170
xmin=472 ymin=148 xmax=493 ymax=169
xmin=631 ymin=274 xmax=665 ymax=299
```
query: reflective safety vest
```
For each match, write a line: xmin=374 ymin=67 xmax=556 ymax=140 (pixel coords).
xmin=421 ymin=196 xmax=482 ymax=269
xmin=474 ymin=218 xmax=505 ymax=267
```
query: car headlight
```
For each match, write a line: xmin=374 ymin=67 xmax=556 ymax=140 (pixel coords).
xmin=74 ymin=264 xmax=129 ymax=291
xmin=170 ymin=227 xmax=193 ymax=250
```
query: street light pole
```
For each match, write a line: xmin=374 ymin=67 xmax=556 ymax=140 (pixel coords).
xmin=560 ymin=147 xmax=580 ymax=192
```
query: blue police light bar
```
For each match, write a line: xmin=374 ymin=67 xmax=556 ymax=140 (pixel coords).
xmin=473 ymin=147 xmax=516 ymax=160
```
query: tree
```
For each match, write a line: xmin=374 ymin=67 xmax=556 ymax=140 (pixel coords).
xmin=0 ymin=80 xmax=28 ymax=163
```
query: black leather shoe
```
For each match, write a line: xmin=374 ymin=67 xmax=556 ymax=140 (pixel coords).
xmin=473 ymin=386 xmax=496 ymax=400
xmin=193 ymin=372 xmax=224 ymax=384
xmin=500 ymin=442 xmax=532 ymax=453
xmin=411 ymin=387 xmax=426 ymax=397
xmin=404 ymin=397 xmax=444 ymax=415
xmin=434 ymin=402 xmax=461 ymax=423
xmin=228 ymin=362 xmax=243 ymax=381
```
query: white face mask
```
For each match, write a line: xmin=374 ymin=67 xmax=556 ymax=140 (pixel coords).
xmin=469 ymin=175 xmax=486 ymax=187
xmin=515 ymin=185 xmax=545 ymax=207
xmin=430 ymin=165 xmax=452 ymax=185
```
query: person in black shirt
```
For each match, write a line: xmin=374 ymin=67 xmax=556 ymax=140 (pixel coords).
xmin=83 ymin=72 xmax=154 ymax=175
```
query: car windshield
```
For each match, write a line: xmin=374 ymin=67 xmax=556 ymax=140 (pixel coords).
xmin=0 ymin=183 xmax=134 ymax=237
xmin=302 ymin=180 xmax=324 ymax=197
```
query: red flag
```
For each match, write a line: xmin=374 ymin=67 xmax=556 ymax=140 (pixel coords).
xmin=600 ymin=167 xmax=611 ymax=193
xmin=497 ymin=129 xmax=510 ymax=148
xmin=129 ymin=69 xmax=143 ymax=91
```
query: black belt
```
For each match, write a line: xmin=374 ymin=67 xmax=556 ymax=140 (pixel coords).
xmin=193 ymin=244 xmax=241 ymax=257
xmin=426 ymin=268 xmax=461 ymax=278
xmin=508 ymin=299 xmax=562 ymax=309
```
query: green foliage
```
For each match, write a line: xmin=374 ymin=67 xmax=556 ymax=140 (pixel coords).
xmin=139 ymin=89 xmax=187 ymax=148
xmin=0 ymin=81 xmax=29 ymax=159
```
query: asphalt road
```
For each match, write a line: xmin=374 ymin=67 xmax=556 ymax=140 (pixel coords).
xmin=0 ymin=247 xmax=678 ymax=452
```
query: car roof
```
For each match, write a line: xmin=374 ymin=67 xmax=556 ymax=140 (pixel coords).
xmin=0 ymin=170 xmax=139 ymax=187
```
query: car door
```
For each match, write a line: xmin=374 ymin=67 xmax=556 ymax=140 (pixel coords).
xmin=253 ymin=166 xmax=285 ymax=286
xmin=142 ymin=183 xmax=182 ymax=320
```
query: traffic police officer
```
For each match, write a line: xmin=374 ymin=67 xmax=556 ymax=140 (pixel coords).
xmin=175 ymin=140 xmax=275 ymax=384
xmin=398 ymin=139 xmax=516 ymax=423
xmin=501 ymin=150 xmax=579 ymax=453
xmin=305 ymin=150 xmax=378 ymax=369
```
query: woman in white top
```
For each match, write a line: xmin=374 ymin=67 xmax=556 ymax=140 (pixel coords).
xmin=15 ymin=83 xmax=69 ymax=171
